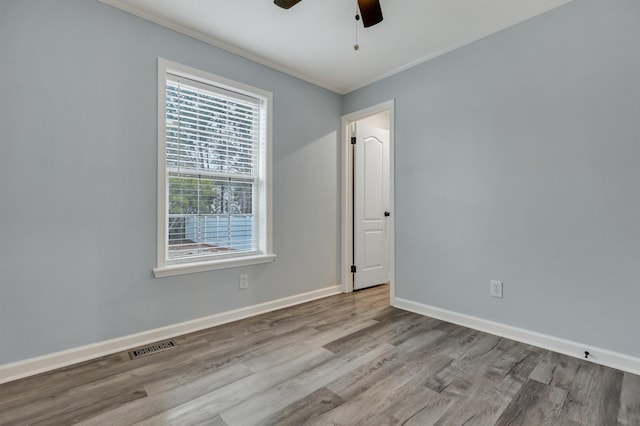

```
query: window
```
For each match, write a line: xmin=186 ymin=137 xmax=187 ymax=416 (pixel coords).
xmin=154 ymin=59 xmax=274 ymax=277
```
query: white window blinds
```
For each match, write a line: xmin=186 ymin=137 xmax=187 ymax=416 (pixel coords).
xmin=165 ymin=74 xmax=261 ymax=261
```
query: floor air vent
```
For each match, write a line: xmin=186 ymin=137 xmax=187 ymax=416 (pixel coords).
xmin=128 ymin=340 xmax=177 ymax=359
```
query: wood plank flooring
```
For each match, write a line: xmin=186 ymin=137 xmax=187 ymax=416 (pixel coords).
xmin=1 ymin=284 xmax=639 ymax=425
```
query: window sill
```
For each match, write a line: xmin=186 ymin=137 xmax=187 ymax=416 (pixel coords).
xmin=153 ymin=254 xmax=276 ymax=278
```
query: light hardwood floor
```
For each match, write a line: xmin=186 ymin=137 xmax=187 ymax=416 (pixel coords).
xmin=1 ymin=284 xmax=639 ymax=425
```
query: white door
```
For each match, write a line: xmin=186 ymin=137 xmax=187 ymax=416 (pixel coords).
xmin=354 ymin=122 xmax=390 ymax=290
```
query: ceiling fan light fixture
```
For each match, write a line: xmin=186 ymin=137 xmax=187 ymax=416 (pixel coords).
xmin=274 ymin=0 xmax=302 ymax=9
xmin=357 ymin=0 xmax=383 ymax=28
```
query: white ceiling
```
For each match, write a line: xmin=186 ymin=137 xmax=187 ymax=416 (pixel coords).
xmin=101 ymin=0 xmax=573 ymax=94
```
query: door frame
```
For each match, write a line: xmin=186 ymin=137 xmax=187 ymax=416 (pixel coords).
xmin=341 ymin=99 xmax=396 ymax=296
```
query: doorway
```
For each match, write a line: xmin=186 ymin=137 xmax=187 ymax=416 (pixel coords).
xmin=341 ymin=100 xmax=395 ymax=295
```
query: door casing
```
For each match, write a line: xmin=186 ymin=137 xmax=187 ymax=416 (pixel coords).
xmin=341 ymin=100 xmax=395 ymax=297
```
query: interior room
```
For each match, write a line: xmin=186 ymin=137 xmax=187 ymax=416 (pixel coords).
xmin=1 ymin=0 xmax=639 ymax=424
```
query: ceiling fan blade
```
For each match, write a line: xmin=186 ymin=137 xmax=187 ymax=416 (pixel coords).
xmin=274 ymin=0 xmax=302 ymax=9
xmin=357 ymin=0 xmax=383 ymax=27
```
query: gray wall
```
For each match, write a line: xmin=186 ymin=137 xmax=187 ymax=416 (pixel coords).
xmin=0 ymin=0 xmax=342 ymax=364
xmin=344 ymin=0 xmax=640 ymax=357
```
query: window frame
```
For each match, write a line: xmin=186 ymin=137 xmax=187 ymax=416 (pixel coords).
xmin=154 ymin=58 xmax=275 ymax=278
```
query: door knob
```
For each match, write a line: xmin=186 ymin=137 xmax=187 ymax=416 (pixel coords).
xmin=384 ymin=211 xmax=390 ymax=217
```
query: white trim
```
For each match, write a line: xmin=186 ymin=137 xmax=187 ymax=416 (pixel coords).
xmin=100 ymin=0 xmax=574 ymax=95
xmin=340 ymin=0 xmax=576 ymax=93
xmin=153 ymin=254 xmax=276 ymax=278
xmin=341 ymin=101 xmax=396 ymax=299
xmin=99 ymin=0 xmax=340 ymax=93
xmin=156 ymin=58 xmax=274 ymax=276
xmin=0 ymin=285 xmax=341 ymax=385
xmin=392 ymin=297 xmax=640 ymax=376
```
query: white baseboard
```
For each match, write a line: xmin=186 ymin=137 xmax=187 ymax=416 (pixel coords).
xmin=0 ymin=285 xmax=342 ymax=385
xmin=392 ymin=296 xmax=640 ymax=376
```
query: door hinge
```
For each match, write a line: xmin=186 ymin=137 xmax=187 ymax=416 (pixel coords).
xmin=351 ymin=265 xmax=357 ymax=273
xmin=351 ymin=136 xmax=356 ymax=145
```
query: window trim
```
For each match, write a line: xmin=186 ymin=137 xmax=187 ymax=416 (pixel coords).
xmin=154 ymin=58 xmax=274 ymax=278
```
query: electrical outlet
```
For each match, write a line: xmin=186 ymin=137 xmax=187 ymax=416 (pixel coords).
xmin=239 ymin=274 xmax=249 ymax=290
xmin=490 ymin=280 xmax=503 ymax=298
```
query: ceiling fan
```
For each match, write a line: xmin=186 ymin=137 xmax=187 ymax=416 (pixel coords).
xmin=274 ymin=0 xmax=384 ymax=28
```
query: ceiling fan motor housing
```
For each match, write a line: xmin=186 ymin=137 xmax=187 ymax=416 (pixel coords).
xmin=274 ymin=0 xmax=383 ymax=28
